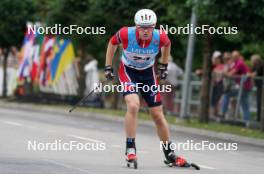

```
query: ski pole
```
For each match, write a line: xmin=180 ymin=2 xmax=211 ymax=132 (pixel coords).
xmin=69 ymin=79 xmax=108 ymax=113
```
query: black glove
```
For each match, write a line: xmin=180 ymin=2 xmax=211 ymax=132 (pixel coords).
xmin=158 ymin=63 xmax=168 ymax=80
xmin=104 ymin=65 xmax=114 ymax=80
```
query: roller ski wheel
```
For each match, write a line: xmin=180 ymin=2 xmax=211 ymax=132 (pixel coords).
xmin=126 ymin=159 xmax=138 ymax=169
xmin=164 ymin=157 xmax=200 ymax=170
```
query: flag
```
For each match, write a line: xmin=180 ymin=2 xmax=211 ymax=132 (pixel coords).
xmin=39 ymin=36 xmax=55 ymax=86
xmin=31 ymin=33 xmax=43 ymax=82
xmin=50 ymin=39 xmax=75 ymax=83
xmin=18 ymin=23 xmax=36 ymax=79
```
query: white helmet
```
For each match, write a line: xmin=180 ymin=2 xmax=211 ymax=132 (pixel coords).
xmin=134 ymin=9 xmax=157 ymax=26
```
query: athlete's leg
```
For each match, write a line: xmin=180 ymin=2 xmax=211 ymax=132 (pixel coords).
xmin=149 ymin=105 xmax=170 ymax=143
xmin=150 ymin=105 xmax=187 ymax=165
xmin=123 ymin=93 xmax=140 ymax=161
xmin=139 ymin=67 xmax=187 ymax=165
xmin=124 ymin=94 xmax=140 ymax=138
xmin=139 ymin=66 xmax=169 ymax=143
xmin=118 ymin=62 xmax=140 ymax=161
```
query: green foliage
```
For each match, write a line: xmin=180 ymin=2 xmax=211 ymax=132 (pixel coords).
xmin=39 ymin=0 xmax=192 ymax=67
xmin=188 ymin=0 xmax=264 ymax=62
xmin=1 ymin=0 xmax=264 ymax=66
xmin=0 ymin=0 xmax=36 ymax=48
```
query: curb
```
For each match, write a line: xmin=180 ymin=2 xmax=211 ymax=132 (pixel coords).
xmin=1 ymin=101 xmax=264 ymax=148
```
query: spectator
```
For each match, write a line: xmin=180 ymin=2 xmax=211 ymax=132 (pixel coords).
xmin=84 ymin=56 xmax=99 ymax=100
xmin=6 ymin=46 xmax=19 ymax=96
xmin=210 ymin=51 xmax=224 ymax=118
xmin=249 ymin=54 xmax=263 ymax=122
xmin=222 ymin=52 xmax=236 ymax=94
xmin=223 ymin=52 xmax=235 ymax=72
xmin=222 ymin=52 xmax=236 ymax=117
xmin=221 ymin=50 xmax=252 ymax=122
xmin=7 ymin=46 xmax=19 ymax=68
xmin=161 ymin=56 xmax=183 ymax=115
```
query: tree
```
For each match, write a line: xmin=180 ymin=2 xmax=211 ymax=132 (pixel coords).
xmin=0 ymin=0 xmax=36 ymax=97
xmin=261 ymin=69 xmax=264 ymax=131
xmin=188 ymin=0 xmax=264 ymax=122
xmin=44 ymin=0 xmax=191 ymax=96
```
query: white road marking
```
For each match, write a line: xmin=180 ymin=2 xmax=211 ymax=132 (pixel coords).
xmin=28 ymin=126 xmax=36 ymax=129
xmin=110 ymin=144 xmax=121 ymax=148
xmin=228 ymin=151 xmax=241 ymax=155
xmin=100 ymin=127 xmax=111 ymax=131
xmin=67 ymin=134 xmax=102 ymax=143
xmin=43 ymin=159 xmax=96 ymax=174
xmin=47 ymin=129 xmax=57 ymax=133
xmin=3 ymin=121 xmax=23 ymax=126
xmin=199 ymin=164 xmax=218 ymax=170
xmin=86 ymin=125 xmax=95 ymax=128
xmin=137 ymin=150 xmax=149 ymax=154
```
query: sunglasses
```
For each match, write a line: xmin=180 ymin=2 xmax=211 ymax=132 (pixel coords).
xmin=136 ymin=26 xmax=155 ymax=30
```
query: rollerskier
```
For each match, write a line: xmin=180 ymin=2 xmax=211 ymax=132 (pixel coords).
xmin=104 ymin=9 xmax=199 ymax=170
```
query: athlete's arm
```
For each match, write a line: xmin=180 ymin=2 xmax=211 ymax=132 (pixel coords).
xmin=105 ymin=27 xmax=128 ymax=66
xmin=160 ymin=43 xmax=171 ymax=64
xmin=159 ymin=30 xmax=171 ymax=64
xmin=105 ymin=41 xmax=118 ymax=67
xmin=158 ymin=31 xmax=171 ymax=79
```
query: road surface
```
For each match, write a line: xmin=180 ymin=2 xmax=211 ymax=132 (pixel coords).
xmin=0 ymin=106 xmax=263 ymax=174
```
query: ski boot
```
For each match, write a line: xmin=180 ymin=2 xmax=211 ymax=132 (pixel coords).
xmin=164 ymin=152 xmax=200 ymax=170
xmin=126 ymin=147 xmax=138 ymax=169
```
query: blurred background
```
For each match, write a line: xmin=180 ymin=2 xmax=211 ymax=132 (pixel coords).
xmin=0 ymin=0 xmax=264 ymax=132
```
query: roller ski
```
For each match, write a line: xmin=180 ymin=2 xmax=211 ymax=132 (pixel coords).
xmin=126 ymin=147 xmax=138 ymax=169
xmin=164 ymin=152 xmax=200 ymax=170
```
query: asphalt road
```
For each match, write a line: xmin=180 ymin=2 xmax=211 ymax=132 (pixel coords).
xmin=0 ymin=106 xmax=263 ymax=174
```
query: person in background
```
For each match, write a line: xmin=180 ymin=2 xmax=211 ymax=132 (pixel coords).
xmin=195 ymin=51 xmax=225 ymax=118
xmin=249 ymin=54 xmax=263 ymax=122
xmin=6 ymin=46 xmax=19 ymax=96
xmin=161 ymin=55 xmax=183 ymax=115
xmin=210 ymin=51 xmax=224 ymax=118
xmin=84 ymin=55 xmax=99 ymax=100
xmin=222 ymin=52 xmax=235 ymax=72
xmin=221 ymin=52 xmax=236 ymax=118
xmin=7 ymin=46 xmax=19 ymax=68
xmin=222 ymin=50 xmax=252 ymax=122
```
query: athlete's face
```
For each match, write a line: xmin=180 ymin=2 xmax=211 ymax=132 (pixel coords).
xmin=136 ymin=25 xmax=155 ymax=40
